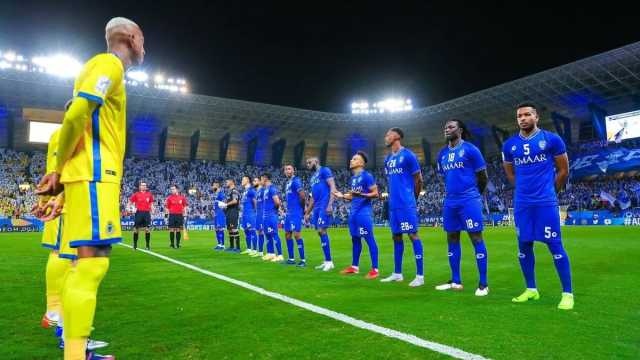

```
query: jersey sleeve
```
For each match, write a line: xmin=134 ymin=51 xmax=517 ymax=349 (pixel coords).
xmin=321 ymin=167 xmax=334 ymax=181
xmin=150 ymin=194 xmax=154 ymax=203
xmin=469 ymin=145 xmax=487 ymax=172
xmin=502 ymin=141 xmax=514 ymax=163
xmin=76 ymin=56 xmax=123 ymax=105
xmin=436 ymin=149 xmax=444 ymax=176
xmin=366 ymin=172 xmax=376 ymax=189
xmin=182 ymin=196 xmax=188 ymax=207
xmin=407 ymin=151 xmax=421 ymax=175
xmin=293 ymin=178 xmax=302 ymax=193
xmin=129 ymin=193 xmax=137 ymax=203
xmin=549 ymin=132 xmax=567 ymax=156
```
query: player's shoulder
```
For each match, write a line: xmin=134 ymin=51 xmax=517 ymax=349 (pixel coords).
xmin=503 ymin=134 xmax=519 ymax=149
xmin=402 ymin=147 xmax=416 ymax=157
xmin=542 ymin=129 xmax=564 ymax=142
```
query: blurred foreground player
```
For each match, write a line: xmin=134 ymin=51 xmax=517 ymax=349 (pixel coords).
xmin=36 ymin=16 xmax=145 ymax=360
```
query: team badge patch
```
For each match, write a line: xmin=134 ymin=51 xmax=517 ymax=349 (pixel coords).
xmin=538 ymin=140 xmax=546 ymax=150
xmin=458 ymin=149 xmax=465 ymax=157
xmin=95 ymin=76 xmax=111 ymax=96
xmin=511 ymin=145 xmax=516 ymax=152
xmin=106 ymin=221 xmax=115 ymax=235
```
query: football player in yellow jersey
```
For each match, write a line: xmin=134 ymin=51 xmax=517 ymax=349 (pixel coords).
xmin=36 ymin=127 xmax=72 ymax=330
xmin=37 ymin=17 xmax=145 ymax=360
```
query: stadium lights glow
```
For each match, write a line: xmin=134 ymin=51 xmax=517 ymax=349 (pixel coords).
xmin=351 ymin=97 xmax=413 ymax=114
xmin=0 ymin=49 xmax=190 ymax=93
xmin=126 ymin=70 xmax=149 ymax=82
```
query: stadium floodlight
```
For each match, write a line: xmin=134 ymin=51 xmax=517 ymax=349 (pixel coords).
xmin=0 ymin=60 xmax=11 ymax=70
xmin=3 ymin=51 xmax=16 ymax=62
xmin=154 ymin=73 xmax=165 ymax=83
xmin=127 ymin=70 xmax=148 ymax=82
xmin=168 ymin=78 xmax=175 ymax=84
xmin=32 ymin=54 xmax=82 ymax=78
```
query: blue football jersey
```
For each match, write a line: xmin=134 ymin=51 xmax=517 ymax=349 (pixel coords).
xmin=255 ymin=187 xmax=264 ymax=219
xmin=384 ymin=147 xmax=421 ymax=210
xmin=286 ymin=176 xmax=304 ymax=215
xmin=262 ymin=185 xmax=279 ymax=216
xmin=437 ymin=141 xmax=486 ymax=204
xmin=310 ymin=166 xmax=334 ymax=210
xmin=502 ymin=129 xmax=566 ymax=207
xmin=242 ymin=187 xmax=256 ymax=215
xmin=349 ymin=170 xmax=375 ymax=216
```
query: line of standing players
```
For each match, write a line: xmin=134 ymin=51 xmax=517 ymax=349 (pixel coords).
xmin=129 ymin=105 xmax=574 ymax=310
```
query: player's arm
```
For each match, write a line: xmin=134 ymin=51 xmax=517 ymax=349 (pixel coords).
xmin=305 ymin=194 xmax=314 ymax=219
xmin=226 ymin=190 xmax=239 ymax=207
xmin=502 ymin=162 xmax=515 ymax=185
xmin=413 ymin=172 xmax=423 ymax=200
xmin=476 ymin=170 xmax=489 ymax=194
xmin=273 ymin=194 xmax=281 ymax=210
xmin=326 ymin=177 xmax=337 ymax=214
xmin=554 ymin=153 xmax=569 ymax=193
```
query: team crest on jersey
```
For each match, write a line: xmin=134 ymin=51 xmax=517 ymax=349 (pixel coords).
xmin=511 ymin=145 xmax=516 ymax=152
xmin=538 ymin=140 xmax=546 ymax=150
xmin=458 ymin=149 xmax=465 ymax=157
xmin=95 ymin=76 xmax=111 ymax=96
xmin=399 ymin=156 xmax=404 ymax=163
xmin=106 ymin=221 xmax=114 ymax=235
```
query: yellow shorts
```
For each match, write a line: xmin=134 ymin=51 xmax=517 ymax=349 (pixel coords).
xmin=41 ymin=216 xmax=62 ymax=250
xmin=60 ymin=181 xmax=122 ymax=249
xmin=56 ymin=214 xmax=77 ymax=260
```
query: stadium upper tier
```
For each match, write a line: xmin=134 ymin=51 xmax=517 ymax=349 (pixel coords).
xmin=1 ymin=41 xmax=639 ymax=166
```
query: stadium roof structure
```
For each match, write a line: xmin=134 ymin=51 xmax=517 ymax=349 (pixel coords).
xmin=1 ymin=41 xmax=639 ymax=165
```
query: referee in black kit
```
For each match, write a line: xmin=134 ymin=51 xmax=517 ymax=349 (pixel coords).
xmin=224 ymin=178 xmax=241 ymax=252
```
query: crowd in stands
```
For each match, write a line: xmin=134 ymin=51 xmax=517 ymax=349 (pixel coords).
xmin=1 ymin=147 xmax=639 ymax=223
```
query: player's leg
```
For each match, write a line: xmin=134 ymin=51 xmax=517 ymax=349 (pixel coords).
xmin=241 ymin=220 xmax=252 ymax=254
xmin=132 ymin=226 xmax=139 ymax=250
xmin=257 ymin=229 xmax=265 ymax=256
xmin=271 ymin=218 xmax=283 ymax=260
xmin=381 ymin=209 xmax=404 ymax=282
xmin=463 ymin=199 xmax=488 ymax=295
xmin=144 ymin=213 xmax=152 ymax=250
xmin=284 ymin=217 xmax=296 ymax=264
xmin=42 ymin=217 xmax=68 ymax=328
xmin=538 ymin=206 xmax=573 ymax=309
xmin=294 ymin=229 xmax=306 ymax=267
xmin=62 ymin=181 xmax=120 ymax=359
xmin=262 ymin=220 xmax=276 ymax=260
xmin=437 ymin=204 xmax=462 ymax=290
xmin=469 ymin=232 xmax=488 ymax=296
xmin=513 ymin=206 xmax=540 ymax=303
xmin=361 ymin=215 xmax=379 ymax=279
xmin=408 ymin=231 xmax=424 ymax=287
xmin=341 ymin=215 xmax=361 ymax=274
xmin=175 ymin=216 xmax=182 ymax=248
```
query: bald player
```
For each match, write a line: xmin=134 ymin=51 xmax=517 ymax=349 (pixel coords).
xmin=37 ymin=17 xmax=145 ymax=360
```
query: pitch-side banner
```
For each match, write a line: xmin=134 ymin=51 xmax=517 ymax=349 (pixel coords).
xmin=570 ymin=147 xmax=640 ymax=179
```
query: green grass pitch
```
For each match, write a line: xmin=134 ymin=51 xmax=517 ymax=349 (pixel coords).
xmin=1 ymin=226 xmax=639 ymax=359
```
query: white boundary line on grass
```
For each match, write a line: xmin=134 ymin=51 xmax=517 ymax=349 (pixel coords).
xmin=119 ymin=243 xmax=490 ymax=360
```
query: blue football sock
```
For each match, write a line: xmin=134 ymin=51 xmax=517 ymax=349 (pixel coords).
xmin=351 ymin=236 xmax=362 ymax=267
xmin=393 ymin=240 xmax=404 ymax=274
xmin=286 ymin=238 xmax=295 ymax=260
xmin=412 ymin=239 xmax=424 ymax=276
xmin=518 ymin=241 xmax=537 ymax=289
xmin=473 ymin=240 xmax=488 ymax=287
xmin=363 ymin=233 xmax=378 ymax=269
xmin=320 ymin=233 xmax=332 ymax=261
xmin=266 ymin=234 xmax=274 ymax=254
xmin=296 ymin=238 xmax=305 ymax=261
xmin=244 ymin=231 xmax=251 ymax=250
xmin=216 ymin=230 xmax=225 ymax=246
xmin=448 ymin=241 xmax=462 ymax=284
xmin=274 ymin=233 xmax=282 ymax=256
xmin=547 ymin=242 xmax=572 ymax=293
xmin=250 ymin=230 xmax=257 ymax=250
xmin=258 ymin=233 xmax=265 ymax=252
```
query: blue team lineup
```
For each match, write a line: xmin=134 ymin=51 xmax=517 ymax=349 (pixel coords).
xmin=130 ymin=103 xmax=574 ymax=311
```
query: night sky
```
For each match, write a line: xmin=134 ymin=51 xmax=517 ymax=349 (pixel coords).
xmin=1 ymin=1 xmax=637 ymax=112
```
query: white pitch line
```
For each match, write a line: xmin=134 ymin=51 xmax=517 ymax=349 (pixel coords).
xmin=119 ymin=243 xmax=490 ymax=360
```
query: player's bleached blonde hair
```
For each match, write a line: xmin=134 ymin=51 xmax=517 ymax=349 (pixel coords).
xmin=105 ymin=17 xmax=138 ymax=34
